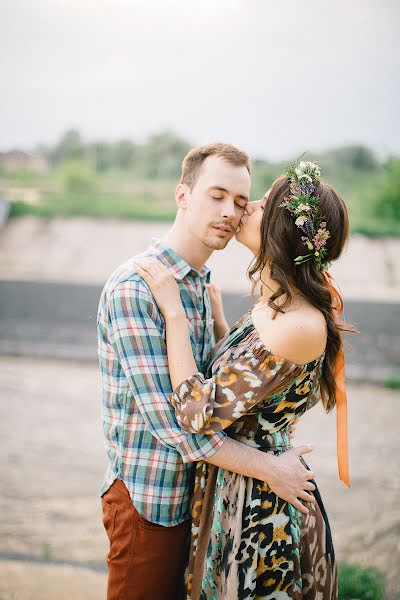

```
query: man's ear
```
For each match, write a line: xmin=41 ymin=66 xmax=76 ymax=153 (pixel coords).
xmin=175 ymin=183 xmax=190 ymax=209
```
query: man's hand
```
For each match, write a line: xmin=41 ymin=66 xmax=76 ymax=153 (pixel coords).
xmin=266 ymin=445 xmax=316 ymax=515
xmin=205 ymin=437 xmax=316 ymax=516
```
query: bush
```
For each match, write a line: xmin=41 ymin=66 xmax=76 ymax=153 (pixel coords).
xmin=8 ymin=168 xmax=38 ymax=185
xmin=58 ymin=159 xmax=96 ymax=193
xmin=372 ymin=158 xmax=400 ymax=221
xmin=338 ymin=562 xmax=385 ymax=600
xmin=384 ymin=375 xmax=400 ymax=390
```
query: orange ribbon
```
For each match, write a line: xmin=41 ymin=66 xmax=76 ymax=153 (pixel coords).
xmin=322 ymin=270 xmax=350 ymax=487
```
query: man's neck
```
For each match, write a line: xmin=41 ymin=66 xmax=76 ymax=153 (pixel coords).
xmin=162 ymin=223 xmax=213 ymax=273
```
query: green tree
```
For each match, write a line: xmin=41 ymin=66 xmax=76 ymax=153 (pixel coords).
xmin=113 ymin=139 xmax=137 ymax=170
xmin=138 ymin=131 xmax=191 ymax=179
xmin=318 ymin=145 xmax=379 ymax=175
xmin=372 ymin=157 xmax=400 ymax=221
xmin=88 ymin=142 xmax=114 ymax=172
xmin=49 ymin=129 xmax=85 ymax=165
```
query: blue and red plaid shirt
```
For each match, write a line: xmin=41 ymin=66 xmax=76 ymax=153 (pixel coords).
xmin=97 ymin=238 xmax=226 ymax=525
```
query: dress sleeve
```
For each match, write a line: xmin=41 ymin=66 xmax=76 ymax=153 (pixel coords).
xmin=168 ymin=341 xmax=303 ymax=434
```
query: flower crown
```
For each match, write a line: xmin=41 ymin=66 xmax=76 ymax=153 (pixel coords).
xmin=280 ymin=157 xmax=330 ymax=271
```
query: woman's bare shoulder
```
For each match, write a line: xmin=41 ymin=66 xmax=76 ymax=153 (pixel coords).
xmin=252 ymin=306 xmax=327 ymax=365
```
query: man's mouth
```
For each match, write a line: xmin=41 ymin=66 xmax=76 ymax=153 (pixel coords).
xmin=212 ymin=225 xmax=232 ymax=235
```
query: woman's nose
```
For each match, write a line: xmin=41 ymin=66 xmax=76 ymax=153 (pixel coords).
xmin=245 ymin=201 xmax=259 ymax=215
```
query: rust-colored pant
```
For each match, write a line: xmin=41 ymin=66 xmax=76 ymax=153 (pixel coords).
xmin=101 ymin=478 xmax=190 ymax=600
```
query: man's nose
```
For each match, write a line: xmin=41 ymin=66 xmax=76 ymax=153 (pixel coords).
xmin=220 ymin=198 xmax=237 ymax=220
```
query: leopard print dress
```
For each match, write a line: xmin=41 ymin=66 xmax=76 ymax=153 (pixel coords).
xmin=169 ymin=308 xmax=337 ymax=600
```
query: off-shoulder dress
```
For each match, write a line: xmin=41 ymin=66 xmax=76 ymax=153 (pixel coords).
xmin=169 ymin=307 xmax=337 ymax=600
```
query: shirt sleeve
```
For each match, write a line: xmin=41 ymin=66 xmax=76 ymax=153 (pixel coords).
xmin=108 ymin=277 xmax=226 ymax=463
xmin=169 ymin=343 xmax=304 ymax=434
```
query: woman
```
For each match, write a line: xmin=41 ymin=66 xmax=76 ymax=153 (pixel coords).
xmin=136 ymin=160 xmax=351 ymax=599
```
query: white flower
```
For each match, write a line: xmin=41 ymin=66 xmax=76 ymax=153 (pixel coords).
xmin=297 ymin=203 xmax=311 ymax=212
xmin=298 ymin=173 xmax=313 ymax=182
xmin=295 ymin=215 xmax=308 ymax=227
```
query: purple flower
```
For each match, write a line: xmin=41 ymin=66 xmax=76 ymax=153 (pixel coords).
xmin=300 ymin=218 xmax=314 ymax=237
xmin=299 ymin=182 xmax=315 ymax=196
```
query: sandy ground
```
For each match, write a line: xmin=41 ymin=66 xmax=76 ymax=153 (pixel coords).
xmin=1 ymin=216 xmax=400 ymax=300
xmin=0 ymin=356 xmax=399 ymax=599
xmin=0 ymin=561 xmax=106 ymax=600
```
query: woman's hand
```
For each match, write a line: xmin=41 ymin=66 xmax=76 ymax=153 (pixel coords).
xmin=206 ymin=283 xmax=229 ymax=339
xmin=135 ymin=258 xmax=185 ymax=320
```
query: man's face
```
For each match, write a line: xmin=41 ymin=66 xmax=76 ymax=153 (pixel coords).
xmin=178 ymin=155 xmax=251 ymax=250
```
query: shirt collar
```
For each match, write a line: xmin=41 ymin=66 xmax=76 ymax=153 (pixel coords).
xmin=150 ymin=237 xmax=211 ymax=283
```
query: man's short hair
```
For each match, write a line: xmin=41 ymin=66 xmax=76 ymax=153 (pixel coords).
xmin=180 ymin=142 xmax=251 ymax=189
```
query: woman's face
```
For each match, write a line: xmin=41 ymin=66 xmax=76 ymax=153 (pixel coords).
xmin=235 ymin=191 xmax=268 ymax=254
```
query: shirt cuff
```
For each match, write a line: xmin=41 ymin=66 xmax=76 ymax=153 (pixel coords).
xmin=176 ymin=430 xmax=226 ymax=463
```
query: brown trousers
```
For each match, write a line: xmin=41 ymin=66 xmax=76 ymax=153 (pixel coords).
xmin=101 ymin=478 xmax=190 ymax=600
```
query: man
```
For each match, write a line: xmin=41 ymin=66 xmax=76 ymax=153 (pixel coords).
xmin=98 ymin=143 xmax=316 ymax=600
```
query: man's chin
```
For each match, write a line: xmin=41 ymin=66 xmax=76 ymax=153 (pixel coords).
xmin=204 ymin=234 xmax=233 ymax=250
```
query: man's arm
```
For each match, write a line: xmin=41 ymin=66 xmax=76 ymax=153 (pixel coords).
xmin=205 ymin=437 xmax=316 ymax=515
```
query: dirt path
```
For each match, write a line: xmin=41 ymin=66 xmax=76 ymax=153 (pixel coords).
xmin=0 ymin=356 xmax=399 ymax=598
xmin=1 ymin=216 xmax=399 ymax=300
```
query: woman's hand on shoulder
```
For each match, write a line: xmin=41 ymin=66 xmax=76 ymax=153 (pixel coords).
xmin=135 ymin=258 xmax=185 ymax=320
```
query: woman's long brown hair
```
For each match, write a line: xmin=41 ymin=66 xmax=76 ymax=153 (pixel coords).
xmin=248 ymin=175 xmax=355 ymax=412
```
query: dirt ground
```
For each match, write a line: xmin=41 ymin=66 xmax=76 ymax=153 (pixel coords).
xmin=0 ymin=356 xmax=399 ymax=599
xmin=0 ymin=216 xmax=399 ymax=300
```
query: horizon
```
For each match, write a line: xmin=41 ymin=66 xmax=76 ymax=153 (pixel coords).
xmin=0 ymin=129 xmax=394 ymax=165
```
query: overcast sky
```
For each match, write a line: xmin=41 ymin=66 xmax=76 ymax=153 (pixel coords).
xmin=1 ymin=0 xmax=399 ymax=160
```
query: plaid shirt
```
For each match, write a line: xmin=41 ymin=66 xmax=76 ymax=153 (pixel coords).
xmin=97 ymin=238 xmax=226 ymax=526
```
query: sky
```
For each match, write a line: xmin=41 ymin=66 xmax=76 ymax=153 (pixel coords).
xmin=1 ymin=0 xmax=399 ymax=160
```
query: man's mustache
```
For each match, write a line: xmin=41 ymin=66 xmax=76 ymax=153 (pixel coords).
xmin=211 ymin=222 xmax=235 ymax=233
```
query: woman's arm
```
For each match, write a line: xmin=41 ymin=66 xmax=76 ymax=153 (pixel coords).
xmin=135 ymin=258 xmax=205 ymax=389
xmin=164 ymin=311 xmax=201 ymax=388
xmin=206 ymin=283 xmax=230 ymax=341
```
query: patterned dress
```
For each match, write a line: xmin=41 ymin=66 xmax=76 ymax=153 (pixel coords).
xmin=169 ymin=307 xmax=337 ymax=600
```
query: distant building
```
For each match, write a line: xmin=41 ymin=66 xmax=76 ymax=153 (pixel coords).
xmin=0 ymin=151 xmax=48 ymax=173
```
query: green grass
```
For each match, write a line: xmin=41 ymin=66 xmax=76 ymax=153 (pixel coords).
xmin=10 ymin=188 xmax=400 ymax=238
xmin=5 ymin=163 xmax=400 ymax=236
xmin=9 ymin=188 xmax=399 ymax=235
xmin=41 ymin=541 xmax=52 ymax=561
xmin=9 ymin=190 xmax=177 ymax=221
xmin=384 ymin=375 xmax=400 ymax=390
xmin=338 ymin=562 xmax=385 ymax=600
